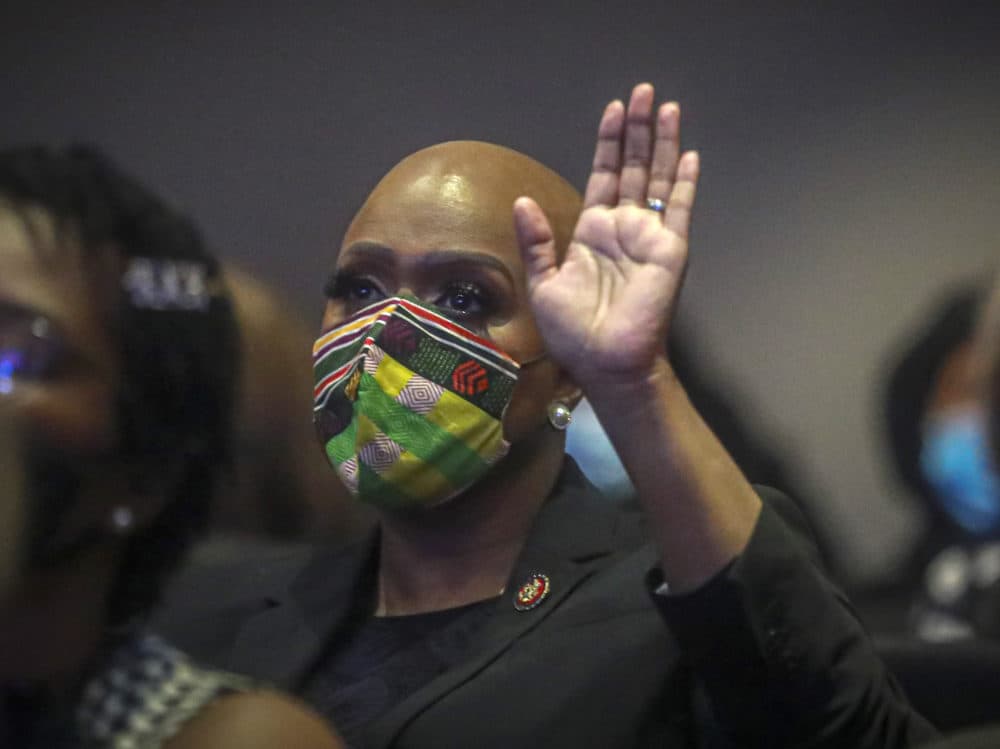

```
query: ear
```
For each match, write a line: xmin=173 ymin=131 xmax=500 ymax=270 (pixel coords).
xmin=40 ymin=457 xmax=177 ymax=548
xmin=549 ymin=366 xmax=583 ymax=412
xmin=98 ymin=460 xmax=177 ymax=535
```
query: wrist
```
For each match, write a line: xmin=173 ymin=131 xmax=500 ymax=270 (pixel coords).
xmin=581 ymin=356 xmax=681 ymax=415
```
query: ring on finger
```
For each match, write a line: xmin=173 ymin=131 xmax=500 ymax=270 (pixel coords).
xmin=645 ymin=197 xmax=666 ymax=213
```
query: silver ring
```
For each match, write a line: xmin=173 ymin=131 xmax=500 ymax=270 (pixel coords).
xmin=645 ymin=197 xmax=666 ymax=213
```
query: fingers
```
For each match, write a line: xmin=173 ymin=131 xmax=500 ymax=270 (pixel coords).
xmin=646 ymin=102 xmax=681 ymax=204
xmin=513 ymin=197 xmax=559 ymax=292
xmin=583 ymin=84 xmax=685 ymax=213
xmin=617 ymin=83 xmax=656 ymax=205
xmin=582 ymin=100 xmax=625 ymax=209
xmin=664 ymin=151 xmax=700 ymax=240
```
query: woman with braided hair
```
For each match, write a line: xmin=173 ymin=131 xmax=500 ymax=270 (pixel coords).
xmin=0 ymin=145 xmax=342 ymax=748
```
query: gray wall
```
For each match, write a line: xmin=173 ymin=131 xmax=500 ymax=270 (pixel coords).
xmin=3 ymin=1 xmax=998 ymax=583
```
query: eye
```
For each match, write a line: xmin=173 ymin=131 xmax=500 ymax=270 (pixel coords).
xmin=434 ymin=282 xmax=491 ymax=320
xmin=325 ymin=273 xmax=386 ymax=310
xmin=0 ymin=317 xmax=67 ymax=385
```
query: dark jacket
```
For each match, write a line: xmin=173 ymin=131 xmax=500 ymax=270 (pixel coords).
xmin=153 ymin=461 xmax=935 ymax=748
xmin=918 ymin=727 xmax=1000 ymax=749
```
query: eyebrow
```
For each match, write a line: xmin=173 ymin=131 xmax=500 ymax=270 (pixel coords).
xmin=338 ymin=241 xmax=395 ymax=268
xmin=335 ymin=242 xmax=516 ymax=285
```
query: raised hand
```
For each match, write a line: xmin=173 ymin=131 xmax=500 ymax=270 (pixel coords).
xmin=513 ymin=83 xmax=699 ymax=391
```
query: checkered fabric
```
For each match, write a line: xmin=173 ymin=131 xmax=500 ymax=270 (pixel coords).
xmin=313 ymin=296 xmax=519 ymax=508
xmin=76 ymin=634 xmax=252 ymax=749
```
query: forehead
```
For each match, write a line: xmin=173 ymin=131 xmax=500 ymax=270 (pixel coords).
xmin=0 ymin=205 xmax=108 ymax=332
xmin=340 ymin=165 xmax=524 ymax=267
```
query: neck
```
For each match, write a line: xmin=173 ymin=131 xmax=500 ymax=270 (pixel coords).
xmin=375 ymin=428 xmax=565 ymax=616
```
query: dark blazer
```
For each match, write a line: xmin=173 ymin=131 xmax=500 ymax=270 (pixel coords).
xmin=154 ymin=462 xmax=935 ymax=748
xmin=919 ymin=727 xmax=1000 ymax=749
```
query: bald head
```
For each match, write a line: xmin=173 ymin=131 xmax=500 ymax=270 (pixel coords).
xmin=344 ymin=141 xmax=581 ymax=260
xmin=324 ymin=141 xmax=583 ymax=449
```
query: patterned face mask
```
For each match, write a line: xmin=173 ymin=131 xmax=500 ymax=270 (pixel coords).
xmin=313 ymin=296 xmax=524 ymax=510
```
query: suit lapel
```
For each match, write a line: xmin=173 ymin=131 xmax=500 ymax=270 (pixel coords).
xmin=226 ymin=531 xmax=379 ymax=689
xmin=370 ymin=462 xmax=634 ymax=746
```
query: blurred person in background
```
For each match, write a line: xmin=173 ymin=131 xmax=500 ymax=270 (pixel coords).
xmin=220 ymin=266 xmax=357 ymax=540
xmin=0 ymin=402 xmax=25 ymax=605
xmin=878 ymin=285 xmax=1000 ymax=640
xmin=180 ymin=265 xmax=365 ymax=572
xmin=0 ymin=145 xmax=341 ymax=748
xmin=914 ymin=277 xmax=1000 ymax=749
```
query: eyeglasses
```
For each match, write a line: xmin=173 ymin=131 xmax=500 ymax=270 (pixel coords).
xmin=0 ymin=303 xmax=68 ymax=395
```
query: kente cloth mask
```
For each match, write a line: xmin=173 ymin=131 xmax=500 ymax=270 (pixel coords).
xmin=313 ymin=296 xmax=522 ymax=510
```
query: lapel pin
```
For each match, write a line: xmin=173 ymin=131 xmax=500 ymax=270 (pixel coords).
xmin=513 ymin=573 xmax=551 ymax=612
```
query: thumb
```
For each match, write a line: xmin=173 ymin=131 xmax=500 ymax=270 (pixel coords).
xmin=513 ymin=197 xmax=559 ymax=294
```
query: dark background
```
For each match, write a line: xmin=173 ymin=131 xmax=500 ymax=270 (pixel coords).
xmin=3 ymin=1 xmax=998 ymax=584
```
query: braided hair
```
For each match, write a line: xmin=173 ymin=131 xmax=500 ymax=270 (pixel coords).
xmin=0 ymin=144 xmax=240 ymax=625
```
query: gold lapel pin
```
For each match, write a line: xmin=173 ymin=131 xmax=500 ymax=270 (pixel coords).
xmin=513 ymin=573 xmax=551 ymax=612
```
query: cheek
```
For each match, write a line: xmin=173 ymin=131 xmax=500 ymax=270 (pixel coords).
xmin=488 ymin=308 xmax=546 ymax=365
xmin=14 ymin=380 xmax=118 ymax=457
xmin=502 ymin=362 xmax=560 ymax=443
xmin=490 ymin=317 xmax=555 ymax=443
xmin=320 ymin=300 xmax=348 ymax=334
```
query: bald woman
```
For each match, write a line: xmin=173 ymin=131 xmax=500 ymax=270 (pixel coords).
xmin=158 ymin=84 xmax=935 ymax=748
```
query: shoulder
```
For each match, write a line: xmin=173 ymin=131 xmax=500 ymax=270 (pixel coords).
xmin=164 ymin=690 xmax=344 ymax=749
xmin=78 ymin=634 xmax=342 ymax=749
xmin=149 ymin=535 xmax=358 ymax=662
xmin=152 ymin=536 xmax=313 ymax=619
xmin=168 ymin=534 xmax=322 ymax=593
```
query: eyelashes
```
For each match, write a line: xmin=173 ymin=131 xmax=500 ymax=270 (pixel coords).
xmin=326 ymin=272 xmax=498 ymax=328
xmin=324 ymin=273 xmax=385 ymax=306
xmin=0 ymin=310 xmax=70 ymax=383
xmin=434 ymin=281 xmax=493 ymax=321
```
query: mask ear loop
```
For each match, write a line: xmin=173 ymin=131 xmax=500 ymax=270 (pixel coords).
xmin=517 ymin=351 xmax=548 ymax=368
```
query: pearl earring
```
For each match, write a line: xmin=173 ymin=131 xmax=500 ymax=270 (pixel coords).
xmin=547 ymin=401 xmax=572 ymax=431
xmin=109 ymin=505 xmax=135 ymax=535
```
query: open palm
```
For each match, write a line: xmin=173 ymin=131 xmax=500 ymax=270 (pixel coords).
xmin=514 ymin=83 xmax=699 ymax=388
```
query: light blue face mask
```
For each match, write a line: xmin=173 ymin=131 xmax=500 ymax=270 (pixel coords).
xmin=921 ymin=409 xmax=1000 ymax=536
xmin=565 ymin=399 xmax=634 ymax=500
